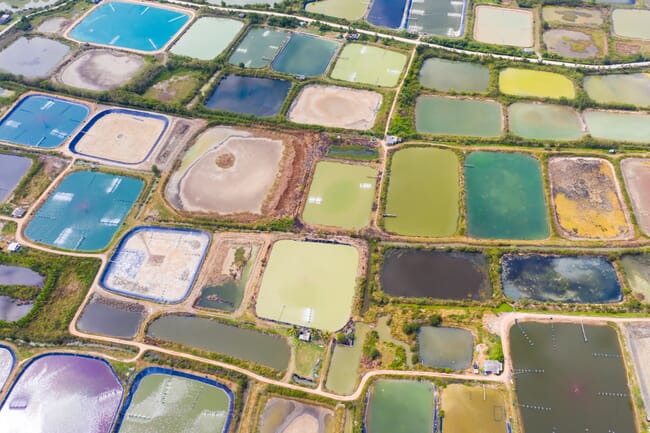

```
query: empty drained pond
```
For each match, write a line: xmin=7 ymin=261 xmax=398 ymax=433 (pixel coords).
xmin=381 ymin=249 xmax=491 ymax=300
xmin=502 ymin=254 xmax=622 ymax=303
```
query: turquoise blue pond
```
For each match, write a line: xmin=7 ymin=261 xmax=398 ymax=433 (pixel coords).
xmin=69 ymin=1 xmax=190 ymax=52
xmin=25 ymin=171 xmax=143 ymax=251
xmin=0 ymin=94 xmax=89 ymax=149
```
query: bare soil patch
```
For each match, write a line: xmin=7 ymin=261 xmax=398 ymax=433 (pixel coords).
xmin=59 ymin=49 xmax=144 ymax=91
xmin=288 ymin=85 xmax=382 ymax=131
xmin=144 ymin=74 xmax=199 ymax=104
xmin=543 ymin=29 xmax=601 ymax=58
xmin=37 ymin=17 xmax=70 ymax=34
xmin=621 ymin=158 xmax=650 ymax=236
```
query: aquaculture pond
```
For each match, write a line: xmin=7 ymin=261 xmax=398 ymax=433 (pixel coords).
xmin=0 ymin=94 xmax=90 ymax=149
xmin=583 ymin=110 xmax=650 ymax=143
xmin=366 ymin=380 xmax=434 ymax=433
xmin=418 ymin=326 xmax=473 ymax=370
xmin=384 ymin=147 xmax=459 ymax=237
xmin=259 ymin=397 xmax=335 ymax=433
xmin=305 ymin=0 xmax=368 ymax=20
xmin=367 ymin=0 xmax=408 ymax=29
xmin=418 ymin=58 xmax=490 ymax=93
xmin=76 ymin=295 xmax=145 ymax=339
xmin=473 ymin=6 xmax=534 ymax=47
xmin=622 ymin=158 xmax=650 ymax=236
xmin=510 ymin=322 xmax=636 ymax=433
xmin=406 ymin=0 xmax=466 ymax=37
xmin=381 ymin=249 xmax=491 ymax=300
xmin=0 ymin=264 xmax=44 ymax=323
xmin=499 ymin=68 xmax=575 ymax=99
xmin=502 ymin=254 xmax=621 ymax=303
xmin=507 ymin=103 xmax=584 ymax=140
xmin=271 ymin=33 xmax=339 ymax=77
xmin=302 ymin=161 xmax=377 ymax=230
xmin=205 ymin=75 xmax=291 ymax=117
xmin=0 ymin=37 xmax=70 ymax=79
xmin=147 ymin=314 xmax=290 ymax=370
xmin=256 ymin=240 xmax=359 ymax=331
xmin=0 ymin=0 xmax=58 ymax=10
xmin=229 ymin=28 xmax=288 ymax=68
xmin=195 ymin=247 xmax=258 ymax=312
xmin=0 ymin=354 xmax=123 ymax=433
xmin=465 ymin=152 xmax=549 ymax=240
xmin=0 ymin=153 xmax=30 ymax=201
xmin=330 ymin=44 xmax=406 ymax=87
xmin=441 ymin=385 xmax=506 ymax=433
xmin=612 ymin=9 xmax=650 ymax=41
xmin=584 ymin=73 xmax=650 ymax=107
xmin=24 ymin=171 xmax=144 ymax=251
xmin=325 ymin=322 xmax=370 ymax=395
xmin=415 ymin=95 xmax=502 ymax=137
xmin=620 ymin=254 xmax=650 ymax=301
xmin=0 ymin=345 xmax=13 ymax=391
xmin=170 ymin=17 xmax=243 ymax=60
xmin=68 ymin=1 xmax=191 ymax=52
xmin=115 ymin=368 xmax=233 ymax=433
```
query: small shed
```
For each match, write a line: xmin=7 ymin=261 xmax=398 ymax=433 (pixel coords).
xmin=483 ymin=360 xmax=503 ymax=375
xmin=7 ymin=242 xmax=21 ymax=253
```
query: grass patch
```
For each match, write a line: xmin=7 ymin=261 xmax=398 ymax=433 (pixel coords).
xmin=294 ymin=340 xmax=325 ymax=378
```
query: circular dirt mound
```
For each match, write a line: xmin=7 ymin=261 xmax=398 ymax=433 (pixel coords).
xmin=215 ymin=152 xmax=235 ymax=169
xmin=60 ymin=49 xmax=145 ymax=91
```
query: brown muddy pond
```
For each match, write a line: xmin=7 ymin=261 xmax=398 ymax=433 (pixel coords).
xmin=381 ymin=249 xmax=491 ymax=300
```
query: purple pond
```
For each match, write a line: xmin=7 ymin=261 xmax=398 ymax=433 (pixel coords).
xmin=0 ymin=354 xmax=123 ymax=433
xmin=0 ymin=346 xmax=14 ymax=391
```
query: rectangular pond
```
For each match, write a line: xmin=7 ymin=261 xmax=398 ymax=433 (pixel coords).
xmin=381 ymin=249 xmax=491 ymax=300
xmin=68 ymin=1 xmax=191 ymax=53
xmin=305 ymin=0 xmax=369 ymax=21
xmin=415 ymin=95 xmax=502 ymax=137
xmin=366 ymin=380 xmax=434 ymax=433
xmin=101 ymin=227 xmax=210 ymax=304
xmin=465 ymin=152 xmax=549 ymax=240
xmin=441 ymin=384 xmax=506 ymax=433
xmin=0 ymin=354 xmax=123 ymax=433
xmin=0 ymin=264 xmax=45 ymax=323
xmin=549 ymin=157 xmax=632 ymax=239
xmin=419 ymin=58 xmax=490 ymax=93
xmin=620 ymin=254 xmax=650 ymax=301
xmin=501 ymin=254 xmax=622 ymax=303
xmin=76 ymin=294 xmax=145 ymax=339
xmin=229 ymin=28 xmax=288 ymax=68
xmin=612 ymin=9 xmax=650 ymax=41
xmin=24 ymin=171 xmax=144 ymax=251
xmin=256 ymin=240 xmax=359 ymax=331
xmin=302 ymin=161 xmax=377 ymax=230
xmin=510 ymin=322 xmax=636 ymax=433
xmin=621 ymin=158 xmax=650 ymax=236
xmin=473 ymin=6 xmax=533 ymax=47
xmin=259 ymin=397 xmax=334 ymax=433
xmin=0 ymin=154 xmax=31 ymax=202
xmin=171 ymin=17 xmax=243 ymax=60
xmin=0 ymin=37 xmax=70 ymax=79
xmin=367 ymin=0 xmax=408 ymax=29
xmin=584 ymin=110 xmax=650 ymax=143
xmin=508 ymin=102 xmax=584 ymax=141
xmin=406 ymin=0 xmax=467 ymax=37
xmin=0 ymin=94 xmax=90 ymax=149
xmin=115 ymin=368 xmax=233 ymax=433
xmin=330 ymin=44 xmax=406 ymax=87
xmin=146 ymin=314 xmax=290 ymax=370
xmin=271 ymin=33 xmax=339 ymax=77
xmin=584 ymin=73 xmax=650 ymax=107
xmin=384 ymin=147 xmax=459 ymax=237
xmin=499 ymin=68 xmax=575 ymax=99
xmin=418 ymin=326 xmax=473 ymax=370
xmin=325 ymin=322 xmax=369 ymax=395
xmin=205 ymin=75 xmax=291 ymax=117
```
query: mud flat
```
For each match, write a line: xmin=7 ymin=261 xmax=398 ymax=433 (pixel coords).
xmin=59 ymin=49 xmax=145 ymax=91
xmin=0 ymin=345 xmax=13 ymax=391
xmin=166 ymin=126 xmax=298 ymax=217
xmin=625 ymin=323 xmax=650 ymax=422
xmin=548 ymin=157 xmax=632 ymax=240
xmin=69 ymin=108 xmax=168 ymax=165
xmin=542 ymin=7 xmax=604 ymax=26
xmin=621 ymin=158 xmax=650 ymax=236
xmin=543 ymin=29 xmax=601 ymax=59
xmin=288 ymin=85 xmax=381 ymax=130
xmin=258 ymin=398 xmax=334 ymax=433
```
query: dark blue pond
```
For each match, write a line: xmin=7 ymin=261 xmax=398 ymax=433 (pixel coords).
xmin=367 ymin=0 xmax=409 ymax=29
xmin=205 ymin=75 xmax=291 ymax=117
